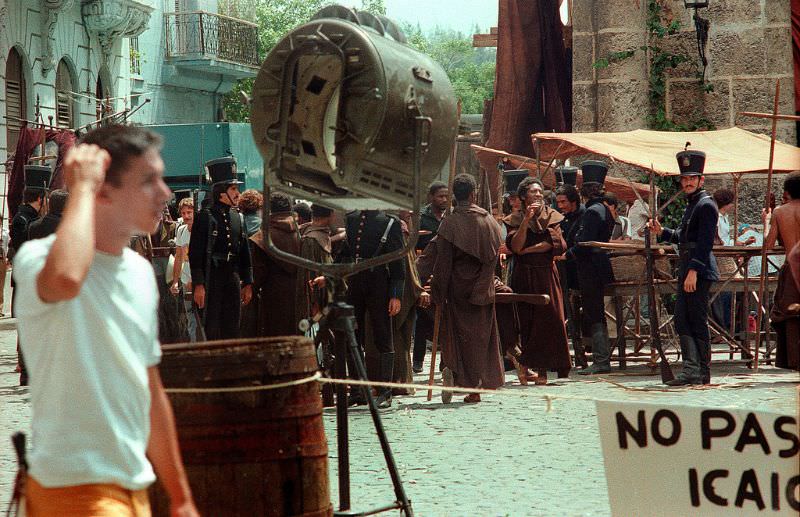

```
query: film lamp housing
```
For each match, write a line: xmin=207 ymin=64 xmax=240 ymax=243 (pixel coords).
xmin=251 ymin=5 xmax=459 ymax=211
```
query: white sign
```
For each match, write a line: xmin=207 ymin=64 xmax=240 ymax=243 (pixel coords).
xmin=597 ymin=400 xmax=799 ymax=516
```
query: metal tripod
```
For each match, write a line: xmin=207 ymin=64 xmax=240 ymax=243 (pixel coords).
xmin=316 ymin=277 xmax=413 ymax=516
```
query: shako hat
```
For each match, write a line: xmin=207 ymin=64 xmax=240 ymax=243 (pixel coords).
xmin=676 ymin=146 xmax=706 ymax=176
xmin=580 ymin=160 xmax=608 ymax=185
xmin=555 ymin=165 xmax=578 ymax=186
xmin=205 ymin=156 xmax=242 ymax=186
xmin=503 ymin=169 xmax=529 ymax=196
xmin=24 ymin=164 xmax=52 ymax=191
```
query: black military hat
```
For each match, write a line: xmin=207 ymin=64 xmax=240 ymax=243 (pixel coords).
xmin=676 ymin=150 xmax=706 ymax=176
xmin=581 ymin=160 xmax=608 ymax=185
xmin=174 ymin=189 xmax=192 ymax=204
xmin=503 ymin=169 xmax=529 ymax=196
xmin=24 ymin=165 xmax=52 ymax=191
xmin=205 ymin=156 xmax=242 ymax=186
xmin=555 ymin=165 xmax=578 ymax=185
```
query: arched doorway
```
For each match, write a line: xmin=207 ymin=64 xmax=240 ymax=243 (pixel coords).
xmin=5 ymin=48 xmax=28 ymax=153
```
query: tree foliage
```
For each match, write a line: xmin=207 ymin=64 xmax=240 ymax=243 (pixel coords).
xmin=223 ymin=1 xmax=495 ymax=121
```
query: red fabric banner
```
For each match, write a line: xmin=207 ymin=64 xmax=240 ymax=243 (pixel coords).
xmin=485 ymin=0 xmax=572 ymax=158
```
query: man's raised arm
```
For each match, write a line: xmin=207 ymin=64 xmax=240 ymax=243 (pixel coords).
xmin=37 ymin=144 xmax=109 ymax=303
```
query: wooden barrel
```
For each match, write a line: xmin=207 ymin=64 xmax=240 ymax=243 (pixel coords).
xmin=149 ymin=336 xmax=332 ymax=517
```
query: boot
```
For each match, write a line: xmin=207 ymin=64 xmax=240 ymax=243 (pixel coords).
xmin=698 ymin=339 xmax=711 ymax=384
xmin=665 ymin=335 xmax=703 ymax=386
xmin=374 ymin=352 xmax=394 ymax=409
xmin=579 ymin=323 xmax=612 ymax=375
xmin=572 ymin=335 xmax=589 ymax=369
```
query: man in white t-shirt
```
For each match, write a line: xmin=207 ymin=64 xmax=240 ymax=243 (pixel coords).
xmin=13 ymin=125 xmax=197 ymax=516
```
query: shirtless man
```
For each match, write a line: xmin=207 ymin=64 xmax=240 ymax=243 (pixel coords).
xmin=763 ymin=171 xmax=800 ymax=371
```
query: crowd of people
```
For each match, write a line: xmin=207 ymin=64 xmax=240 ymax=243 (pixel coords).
xmin=5 ymin=124 xmax=800 ymax=515
xmin=9 ymin=134 xmax=800 ymax=402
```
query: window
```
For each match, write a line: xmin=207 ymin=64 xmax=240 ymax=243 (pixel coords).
xmin=129 ymin=37 xmax=142 ymax=75
xmin=55 ymin=59 xmax=75 ymax=128
xmin=5 ymin=48 xmax=27 ymax=152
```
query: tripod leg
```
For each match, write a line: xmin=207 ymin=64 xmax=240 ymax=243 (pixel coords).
xmin=343 ymin=316 xmax=414 ymax=517
xmin=333 ymin=327 xmax=351 ymax=512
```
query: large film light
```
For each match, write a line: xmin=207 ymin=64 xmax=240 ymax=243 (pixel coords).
xmin=250 ymin=5 xmax=459 ymax=211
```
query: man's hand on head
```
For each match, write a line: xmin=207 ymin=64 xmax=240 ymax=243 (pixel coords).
xmin=64 ymin=144 xmax=110 ymax=193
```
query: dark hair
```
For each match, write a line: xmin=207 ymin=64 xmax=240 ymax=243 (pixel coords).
xmin=23 ymin=188 xmax=45 ymax=204
xmin=784 ymin=171 xmax=800 ymax=200
xmin=555 ymin=184 xmax=580 ymax=204
xmin=602 ymin=192 xmax=620 ymax=208
xmin=48 ymin=189 xmax=69 ymax=216
xmin=79 ymin=124 xmax=162 ymax=187
xmin=580 ymin=182 xmax=604 ymax=200
xmin=428 ymin=181 xmax=447 ymax=196
xmin=239 ymin=189 xmax=263 ymax=214
xmin=292 ymin=201 xmax=311 ymax=221
xmin=517 ymin=177 xmax=543 ymax=200
xmin=211 ymin=182 xmax=233 ymax=203
xmin=311 ymin=203 xmax=333 ymax=218
xmin=270 ymin=192 xmax=293 ymax=213
xmin=452 ymin=173 xmax=476 ymax=201
xmin=712 ymin=188 xmax=734 ymax=208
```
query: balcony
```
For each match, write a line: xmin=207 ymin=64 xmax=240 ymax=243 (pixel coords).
xmin=164 ymin=11 xmax=259 ymax=79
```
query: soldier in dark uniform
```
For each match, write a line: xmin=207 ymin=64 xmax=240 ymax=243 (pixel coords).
xmin=11 ymin=164 xmax=50 ymax=385
xmin=340 ymin=210 xmax=405 ymax=408
xmin=651 ymin=149 xmax=719 ymax=385
xmin=555 ymin=167 xmax=589 ymax=368
xmin=189 ymin=156 xmax=253 ymax=340
xmin=565 ymin=161 xmax=615 ymax=375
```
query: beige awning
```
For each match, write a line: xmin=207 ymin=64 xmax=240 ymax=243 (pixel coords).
xmin=532 ymin=127 xmax=800 ymax=176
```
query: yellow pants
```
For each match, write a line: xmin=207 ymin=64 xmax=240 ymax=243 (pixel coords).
xmin=25 ymin=476 xmax=151 ymax=517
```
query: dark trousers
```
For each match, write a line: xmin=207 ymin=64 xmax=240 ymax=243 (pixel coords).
xmin=675 ymin=278 xmax=712 ymax=341
xmin=675 ymin=275 xmax=713 ymax=380
xmin=413 ymin=306 xmax=434 ymax=364
xmin=348 ymin=269 xmax=393 ymax=355
xmin=203 ymin=262 xmax=242 ymax=341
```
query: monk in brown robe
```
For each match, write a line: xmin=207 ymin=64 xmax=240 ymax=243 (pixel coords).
xmin=764 ymin=172 xmax=800 ymax=371
xmin=508 ymin=177 xmax=570 ymax=384
xmin=242 ymin=191 xmax=303 ymax=337
xmin=421 ymin=173 xmax=505 ymax=403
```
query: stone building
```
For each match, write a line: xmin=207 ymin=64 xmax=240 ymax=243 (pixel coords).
xmin=0 ymin=0 xmax=259 ymax=208
xmin=572 ymin=0 xmax=796 ymax=146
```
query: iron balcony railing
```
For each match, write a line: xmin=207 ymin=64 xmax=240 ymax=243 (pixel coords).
xmin=164 ymin=11 xmax=259 ymax=68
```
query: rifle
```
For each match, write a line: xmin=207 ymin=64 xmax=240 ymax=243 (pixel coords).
xmin=644 ymin=171 xmax=674 ymax=382
xmin=625 ymin=173 xmax=674 ymax=382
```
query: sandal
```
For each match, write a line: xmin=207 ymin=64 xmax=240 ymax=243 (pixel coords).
xmin=534 ymin=370 xmax=548 ymax=385
xmin=464 ymin=393 xmax=481 ymax=403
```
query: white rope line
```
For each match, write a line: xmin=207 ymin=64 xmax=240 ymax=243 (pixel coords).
xmin=162 ymin=372 xmax=795 ymax=407
xmin=164 ymin=371 xmax=322 ymax=393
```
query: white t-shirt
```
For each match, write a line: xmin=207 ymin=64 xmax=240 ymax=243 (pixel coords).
xmin=14 ymin=234 xmax=161 ymax=490
xmin=175 ymin=224 xmax=191 ymax=284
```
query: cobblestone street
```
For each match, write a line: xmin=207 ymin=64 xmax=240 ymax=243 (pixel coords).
xmin=2 ymin=318 xmax=797 ymax=515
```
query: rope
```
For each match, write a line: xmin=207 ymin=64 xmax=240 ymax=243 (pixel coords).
xmin=164 ymin=371 xmax=322 ymax=393
xmin=162 ymin=372 xmax=796 ymax=411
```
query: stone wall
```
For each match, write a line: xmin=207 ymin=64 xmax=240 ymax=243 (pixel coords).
xmin=572 ymin=0 xmax=796 ymax=147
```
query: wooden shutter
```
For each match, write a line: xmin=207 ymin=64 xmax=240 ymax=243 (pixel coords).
xmin=5 ymin=48 xmax=27 ymax=152
xmin=55 ymin=60 xmax=74 ymax=128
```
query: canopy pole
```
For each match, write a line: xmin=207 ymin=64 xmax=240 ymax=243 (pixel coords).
xmin=751 ymin=80 xmax=782 ymax=371
xmin=732 ymin=173 xmax=741 ymax=245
